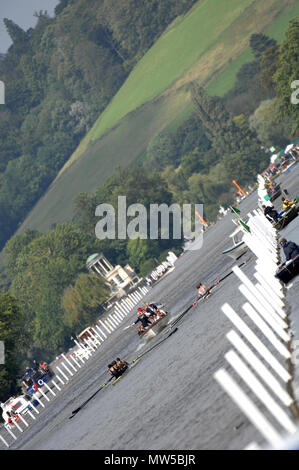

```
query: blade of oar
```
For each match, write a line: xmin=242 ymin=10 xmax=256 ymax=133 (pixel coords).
xmin=210 ymin=261 xmax=246 ymax=289
xmin=70 ymin=328 xmax=178 ymax=415
xmin=171 ymin=261 xmax=247 ymax=328
xmin=168 ymin=304 xmax=195 ymax=329
xmin=69 ymin=377 xmax=113 ymax=419
xmin=123 ymin=325 xmax=132 ymax=330
xmin=130 ymin=327 xmax=178 ymax=362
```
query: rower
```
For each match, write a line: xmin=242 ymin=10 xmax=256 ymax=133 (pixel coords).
xmin=144 ymin=303 xmax=159 ymax=320
xmin=116 ymin=357 xmax=128 ymax=372
xmin=130 ymin=309 xmax=152 ymax=335
xmin=145 ymin=302 xmax=166 ymax=319
xmin=281 ymin=197 xmax=297 ymax=211
xmin=108 ymin=358 xmax=128 ymax=378
xmin=108 ymin=361 xmax=122 ymax=378
xmin=196 ymin=282 xmax=211 ymax=299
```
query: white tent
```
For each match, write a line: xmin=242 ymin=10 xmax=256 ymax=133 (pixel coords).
xmin=284 ymin=144 xmax=294 ymax=154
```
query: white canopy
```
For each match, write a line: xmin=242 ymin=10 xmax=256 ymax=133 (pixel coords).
xmin=284 ymin=144 xmax=294 ymax=154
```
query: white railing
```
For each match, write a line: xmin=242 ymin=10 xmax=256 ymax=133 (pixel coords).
xmin=214 ymin=207 xmax=299 ymax=449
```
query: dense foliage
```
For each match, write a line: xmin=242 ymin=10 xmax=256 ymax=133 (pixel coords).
xmin=4 ymin=224 xmax=107 ymax=357
xmin=223 ymin=27 xmax=299 ymax=139
xmin=0 ymin=0 xmax=197 ymax=251
xmin=62 ymin=273 xmax=110 ymax=332
xmin=0 ymin=292 xmax=29 ymax=402
xmin=73 ymin=166 xmax=182 ymax=272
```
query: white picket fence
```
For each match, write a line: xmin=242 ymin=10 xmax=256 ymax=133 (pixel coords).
xmin=0 ymin=285 xmax=149 ymax=448
xmin=214 ymin=207 xmax=299 ymax=449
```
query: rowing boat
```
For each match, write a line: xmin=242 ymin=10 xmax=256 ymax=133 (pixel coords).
xmin=140 ymin=314 xmax=169 ymax=341
xmin=112 ymin=359 xmax=141 ymax=385
xmin=275 ymin=254 xmax=299 ymax=284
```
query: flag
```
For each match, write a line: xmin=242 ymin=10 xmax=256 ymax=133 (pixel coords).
xmin=231 ymin=206 xmax=241 ymax=216
xmin=239 ymin=219 xmax=251 ymax=233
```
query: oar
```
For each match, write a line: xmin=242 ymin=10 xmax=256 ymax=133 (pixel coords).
xmin=69 ymin=376 xmax=114 ymax=419
xmin=170 ymin=261 xmax=247 ymax=327
xmin=130 ymin=327 xmax=178 ymax=362
xmin=209 ymin=261 xmax=246 ymax=290
xmin=123 ymin=325 xmax=132 ymax=331
xmin=69 ymin=327 xmax=178 ymax=419
xmin=203 ymin=260 xmax=248 ymax=293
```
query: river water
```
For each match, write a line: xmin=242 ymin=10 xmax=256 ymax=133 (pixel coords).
xmin=4 ymin=163 xmax=299 ymax=450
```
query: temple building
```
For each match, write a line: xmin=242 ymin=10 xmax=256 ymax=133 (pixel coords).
xmin=86 ymin=253 xmax=140 ymax=299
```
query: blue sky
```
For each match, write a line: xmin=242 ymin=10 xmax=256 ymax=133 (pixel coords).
xmin=0 ymin=0 xmax=59 ymax=53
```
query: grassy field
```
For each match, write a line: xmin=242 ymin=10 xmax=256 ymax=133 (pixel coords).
xmin=207 ymin=1 xmax=299 ymax=97
xmin=207 ymin=49 xmax=254 ymax=97
xmin=17 ymin=0 xmax=299 ymax=234
xmin=58 ymin=0 xmax=255 ymax=175
xmin=87 ymin=0 xmax=253 ymax=140
xmin=59 ymin=0 xmax=295 ymax=176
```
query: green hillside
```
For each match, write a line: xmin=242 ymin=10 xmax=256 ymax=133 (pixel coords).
xmin=87 ymin=0 xmax=252 ymax=141
xmin=62 ymin=0 xmax=296 ymax=172
xmin=18 ymin=0 xmax=299 ymax=234
xmin=208 ymin=1 xmax=299 ymax=96
xmin=0 ymin=0 xmax=200 ymax=251
xmin=20 ymin=89 xmax=191 ymax=231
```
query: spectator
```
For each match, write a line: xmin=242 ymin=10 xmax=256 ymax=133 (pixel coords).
xmin=261 ymin=204 xmax=280 ymax=223
xmin=280 ymin=238 xmax=299 ymax=262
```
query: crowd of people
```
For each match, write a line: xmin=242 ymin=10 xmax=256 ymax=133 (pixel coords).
xmin=261 ymin=187 xmax=299 ymax=273
xmin=265 ymin=144 xmax=299 ymax=178
xmin=21 ymin=360 xmax=53 ymax=395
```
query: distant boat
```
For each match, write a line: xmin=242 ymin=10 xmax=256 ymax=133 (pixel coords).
xmin=222 ymin=227 xmax=248 ymax=260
